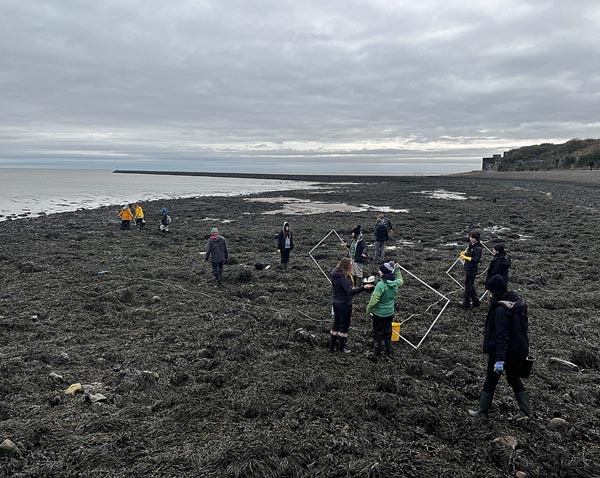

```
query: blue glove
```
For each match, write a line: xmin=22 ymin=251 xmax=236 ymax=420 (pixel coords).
xmin=494 ymin=361 xmax=504 ymax=374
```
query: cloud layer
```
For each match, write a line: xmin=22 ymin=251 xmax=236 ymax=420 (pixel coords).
xmin=2 ymin=0 xmax=599 ymax=172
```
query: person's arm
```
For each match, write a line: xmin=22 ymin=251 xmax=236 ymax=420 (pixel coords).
xmin=494 ymin=307 xmax=510 ymax=362
xmin=394 ymin=267 xmax=404 ymax=287
xmin=367 ymin=284 xmax=383 ymax=314
xmin=471 ymin=245 xmax=482 ymax=264
xmin=223 ymin=240 xmax=229 ymax=260
xmin=205 ymin=240 xmax=212 ymax=261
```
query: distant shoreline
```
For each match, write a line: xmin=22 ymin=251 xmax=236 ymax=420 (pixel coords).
xmin=114 ymin=168 xmax=600 ymax=186
xmin=112 ymin=169 xmax=438 ymax=182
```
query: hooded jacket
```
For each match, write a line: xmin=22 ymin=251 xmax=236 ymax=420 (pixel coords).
xmin=349 ymin=233 xmax=368 ymax=264
xmin=463 ymin=241 xmax=482 ymax=275
xmin=277 ymin=222 xmax=294 ymax=250
xmin=367 ymin=267 xmax=404 ymax=317
xmin=375 ymin=218 xmax=393 ymax=242
xmin=483 ymin=290 xmax=529 ymax=361
xmin=331 ymin=267 xmax=364 ymax=304
xmin=205 ymin=234 xmax=228 ymax=263
xmin=119 ymin=209 xmax=133 ymax=221
xmin=485 ymin=252 xmax=511 ymax=285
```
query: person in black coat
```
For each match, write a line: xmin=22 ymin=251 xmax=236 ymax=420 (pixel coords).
xmin=485 ymin=243 xmax=511 ymax=286
xmin=460 ymin=231 xmax=483 ymax=309
xmin=277 ymin=221 xmax=294 ymax=271
xmin=329 ymin=257 xmax=373 ymax=353
xmin=468 ymin=274 xmax=532 ymax=418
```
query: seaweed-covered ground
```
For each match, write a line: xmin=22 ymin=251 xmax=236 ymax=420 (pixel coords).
xmin=1 ymin=174 xmax=599 ymax=477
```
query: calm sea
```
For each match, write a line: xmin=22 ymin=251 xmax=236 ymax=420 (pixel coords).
xmin=0 ymin=169 xmax=318 ymax=221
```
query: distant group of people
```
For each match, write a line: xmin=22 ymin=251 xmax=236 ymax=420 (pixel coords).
xmin=117 ymin=203 xmax=172 ymax=233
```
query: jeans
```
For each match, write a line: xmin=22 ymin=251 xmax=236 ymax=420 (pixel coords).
xmin=374 ymin=241 xmax=385 ymax=262
xmin=211 ymin=261 xmax=224 ymax=285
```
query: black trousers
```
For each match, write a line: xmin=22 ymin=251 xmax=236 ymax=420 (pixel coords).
xmin=464 ymin=273 xmax=479 ymax=306
xmin=483 ymin=355 xmax=525 ymax=394
xmin=331 ymin=302 xmax=352 ymax=336
xmin=121 ymin=220 xmax=130 ymax=230
xmin=211 ymin=261 xmax=224 ymax=284
xmin=280 ymin=248 xmax=291 ymax=264
xmin=372 ymin=314 xmax=393 ymax=341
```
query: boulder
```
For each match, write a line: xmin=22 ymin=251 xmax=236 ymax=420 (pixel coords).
xmin=547 ymin=417 xmax=567 ymax=431
xmin=0 ymin=439 xmax=19 ymax=456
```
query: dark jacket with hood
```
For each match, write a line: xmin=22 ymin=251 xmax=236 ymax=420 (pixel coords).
xmin=483 ymin=290 xmax=529 ymax=361
xmin=331 ymin=267 xmax=364 ymax=304
xmin=277 ymin=222 xmax=294 ymax=251
xmin=485 ymin=252 xmax=511 ymax=285
xmin=375 ymin=218 xmax=393 ymax=242
xmin=206 ymin=234 xmax=228 ymax=263
xmin=350 ymin=234 xmax=368 ymax=264
xmin=463 ymin=241 xmax=482 ymax=275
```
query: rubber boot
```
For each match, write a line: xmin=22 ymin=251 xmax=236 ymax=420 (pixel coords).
xmin=373 ymin=340 xmax=382 ymax=357
xmin=468 ymin=391 xmax=493 ymax=418
xmin=515 ymin=391 xmax=531 ymax=417
xmin=328 ymin=334 xmax=338 ymax=353
xmin=339 ymin=337 xmax=349 ymax=353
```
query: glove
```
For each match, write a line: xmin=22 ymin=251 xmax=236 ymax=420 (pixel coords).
xmin=494 ymin=361 xmax=504 ymax=374
xmin=277 ymin=249 xmax=281 ymax=253
xmin=460 ymin=254 xmax=471 ymax=261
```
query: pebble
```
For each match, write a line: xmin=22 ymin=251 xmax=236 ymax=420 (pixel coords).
xmin=143 ymin=370 xmax=160 ymax=379
xmin=491 ymin=435 xmax=518 ymax=449
xmin=60 ymin=352 xmax=70 ymax=360
xmin=0 ymin=439 xmax=19 ymax=456
xmin=49 ymin=372 xmax=64 ymax=381
xmin=151 ymin=295 xmax=160 ymax=303
xmin=547 ymin=417 xmax=567 ymax=431
xmin=65 ymin=383 xmax=82 ymax=395
xmin=30 ymin=315 xmax=38 ymax=321
xmin=515 ymin=471 xmax=528 ymax=478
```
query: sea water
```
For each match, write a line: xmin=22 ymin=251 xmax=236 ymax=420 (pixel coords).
xmin=0 ymin=169 xmax=318 ymax=221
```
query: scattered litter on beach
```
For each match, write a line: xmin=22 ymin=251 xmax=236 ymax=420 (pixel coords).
xmin=412 ymin=189 xmax=481 ymax=200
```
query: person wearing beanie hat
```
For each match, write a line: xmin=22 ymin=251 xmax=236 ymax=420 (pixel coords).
xmin=485 ymin=243 xmax=511 ymax=287
xmin=460 ymin=231 xmax=483 ymax=309
xmin=469 ymin=274 xmax=531 ymax=419
xmin=160 ymin=207 xmax=172 ymax=233
xmin=367 ymin=261 xmax=404 ymax=360
xmin=118 ymin=205 xmax=133 ymax=230
xmin=345 ymin=225 xmax=369 ymax=286
xmin=205 ymin=227 xmax=228 ymax=287
xmin=374 ymin=214 xmax=394 ymax=262
xmin=329 ymin=257 xmax=374 ymax=353
xmin=277 ymin=221 xmax=294 ymax=272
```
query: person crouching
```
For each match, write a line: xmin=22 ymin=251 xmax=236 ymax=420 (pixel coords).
xmin=329 ymin=257 xmax=373 ymax=353
xmin=366 ymin=261 xmax=404 ymax=360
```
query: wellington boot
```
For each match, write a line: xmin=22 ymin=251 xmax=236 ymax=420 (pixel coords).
xmin=373 ymin=340 xmax=382 ymax=357
xmin=328 ymin=335 xmax=338 ymax=353
xmin=383 ymin=338 xmax=392 ymax=357
xmin=339 ymin=337 xmax=350 ymax=353
xmin=515 ymin=390 xmax=531 ymax=418
xmin=468 ymin=391 xmax=493 ymax=418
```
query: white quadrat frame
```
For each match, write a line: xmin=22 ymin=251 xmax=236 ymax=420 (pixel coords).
xmin=309 ymin=229 xmax=450 ymax=350
xmin=445 ymin=241 xmax=494 ymax=302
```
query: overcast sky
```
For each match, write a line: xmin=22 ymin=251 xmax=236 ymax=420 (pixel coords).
xmin=1 ymin=0 xmax=599 ymax=173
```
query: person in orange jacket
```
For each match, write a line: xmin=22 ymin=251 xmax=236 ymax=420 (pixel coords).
xmin=118 ymin=205 xmax=133 ymax=230
xmin=133 ymin=203 xmax=145 ymax=230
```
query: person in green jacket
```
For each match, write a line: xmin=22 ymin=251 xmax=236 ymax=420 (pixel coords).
xmin=367 ymin=260 xmax=403 ymax=359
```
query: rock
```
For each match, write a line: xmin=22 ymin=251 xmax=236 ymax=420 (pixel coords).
xmin=491 ymin=435 xmax=518 ymax=449
xmin=548 ymin=357 xmax=580 ymax=372
xmin=151 ymin=295 xmax=160 ymax=303
xmin=0 ymin=439 xmax=19 ymax=456
xmin=143 ymin=370 xmax=160 ymax=379
xmin=65 ymin=383 xmax=82 ymax=395
xmin=515 ymin=471 xmax=528 ymax=478
xmin=49 ymin=372 xmax=64 ymax=382
xmin=30 ymin=314 xmax=39 ymax=321
xmin=60 ymin=352 xmax=70 ymax=360
xmin=547 ymin=417 xmax=567 ymax=431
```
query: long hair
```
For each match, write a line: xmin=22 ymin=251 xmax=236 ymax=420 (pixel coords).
xmin=336 ymin=257 xmax=354 ymax=285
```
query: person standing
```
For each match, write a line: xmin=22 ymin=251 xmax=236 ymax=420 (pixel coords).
xmin=134 ymin=203 xmax=145 ymax=230
xmin=347 ymin=225 xmax=369 ymax=286
xmin=205 ymin=227 xmax=228 ymax=287
xmin=485 ymin=243 xmax=510 ymax=286
xmin=374 ymin=214 xmax=394 ymax=262
xmin=460 ymin=231 xmax=483 ymax=309
xmin=160 ymin=207 xmax=172 ymax=233
xmin=468 ymin=274 xmax=531 ymax=418
xmin=329 ymin=257 xmax=373 ymax=353
xmin=118 ymin=205 xmax=133 ymax=230
xmin=277 ymin=221 xmax=294 ymax=271
xmin=366 ymin=261 xmax=404 ymax=360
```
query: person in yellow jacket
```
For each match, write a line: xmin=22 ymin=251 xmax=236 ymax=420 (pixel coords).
xmin=118 ymin=205 xmax=133 ymax=230
xmin=133 ymin=203 xmax=145 ymax=229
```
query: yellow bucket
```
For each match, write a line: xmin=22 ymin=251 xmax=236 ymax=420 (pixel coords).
xmin=391 ymin=322 xmax=401 ymax=342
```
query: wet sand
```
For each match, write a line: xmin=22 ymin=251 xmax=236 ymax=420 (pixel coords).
xmin=1 ymin=173 xmax=599 ymax=477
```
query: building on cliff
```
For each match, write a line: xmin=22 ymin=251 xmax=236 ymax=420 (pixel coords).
xmin=482 ymin=154 xmax=503 ymax=171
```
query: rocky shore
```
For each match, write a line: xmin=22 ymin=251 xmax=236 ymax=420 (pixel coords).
xmin=1 ymin=173 xmax=599 ymax=477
